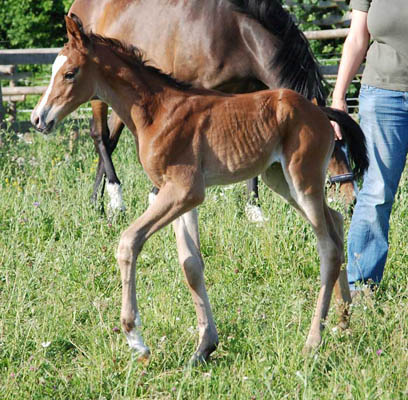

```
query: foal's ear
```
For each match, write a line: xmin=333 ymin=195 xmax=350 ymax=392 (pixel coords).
xmin=65 ymin=14 xmax=89 ymax=51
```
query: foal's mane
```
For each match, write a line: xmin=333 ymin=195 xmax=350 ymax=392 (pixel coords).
xmin=227 ymin=0 xmax=327 ymax=105
xmin=74 ymin=20 xmax=192 ymax=90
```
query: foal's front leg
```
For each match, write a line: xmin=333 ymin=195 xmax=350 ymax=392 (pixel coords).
xmin=172 ymin=209 xmax=218 ymax=364
xmin=116 ymin=182 xmax=204 ymax=362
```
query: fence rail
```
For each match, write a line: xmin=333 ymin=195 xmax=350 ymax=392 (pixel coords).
xmin=0 ymin=48 xmax=61 ymax=65
xmin=0 ymin=28 xmax=352 ymax=128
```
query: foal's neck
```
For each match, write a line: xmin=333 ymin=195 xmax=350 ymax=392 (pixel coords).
xmin=95 ymin=50 xmax=181 ymax=134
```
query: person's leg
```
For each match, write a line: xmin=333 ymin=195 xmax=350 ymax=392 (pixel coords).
xmin=347 ymin=86 xmax=408 ymax=289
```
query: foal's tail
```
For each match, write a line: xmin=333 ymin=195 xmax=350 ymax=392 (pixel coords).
xmin=320 ymin=106 xmax=368 ymax=179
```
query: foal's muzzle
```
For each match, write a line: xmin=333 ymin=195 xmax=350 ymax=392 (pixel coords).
xmin=31 ymin=109 xmax=55 ymax=134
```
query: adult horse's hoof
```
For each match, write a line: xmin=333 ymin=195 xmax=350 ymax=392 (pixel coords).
xmin=90 ymin=193 xmax=106 ymax=215
xmin=337 ymin=320 xmax=350 ymax=330
xmin=245 ymin=204 xmax=269 ymax=224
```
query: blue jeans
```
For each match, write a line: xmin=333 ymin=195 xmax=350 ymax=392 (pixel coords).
xmin=347 ymin=85 xmax=408 ymax=290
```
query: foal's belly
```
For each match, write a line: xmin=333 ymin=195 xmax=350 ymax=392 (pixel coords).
xmin=203 ymin=147 xmax=281 ymax=187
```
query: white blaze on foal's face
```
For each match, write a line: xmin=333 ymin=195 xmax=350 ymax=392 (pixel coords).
xmin=31 ymin=55 xmax=68 ymax=132
xmin=31 ymin=16 xmax=98 ymax=133
xmin=39 ymin=55 xmax=68 ymax=113
xmin=31 ymin=45 xmax=94 ymax=133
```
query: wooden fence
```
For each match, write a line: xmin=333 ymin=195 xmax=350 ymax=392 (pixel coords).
xmin=0 ymin=49 xmax=62 ymax=123
xmin=0 ymin=0 xmax=355 ymax=127
xmin=0 ymin=27 xmax=352 ymax=128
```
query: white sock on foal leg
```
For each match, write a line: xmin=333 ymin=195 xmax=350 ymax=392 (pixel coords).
xmin=124 ymin=313 xmax=150 ymax=360
xmin=148 ymin=191 xmax=157 ymax=205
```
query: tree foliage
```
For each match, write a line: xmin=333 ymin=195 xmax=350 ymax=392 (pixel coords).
xmin=0 ymin=0 xmax=350 ymax=50
xmin=0 ymin=1 xmax=349 ymax=51
xmin=0 ymin=0 xmax=73 ymax=49
xmin=286 ymin=0 xmax=349 ymax=58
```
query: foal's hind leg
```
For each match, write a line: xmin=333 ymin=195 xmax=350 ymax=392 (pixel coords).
xmin=262 ymin=163 xmax=305 ymax=214
xmin=288 ymin=181 xmax=345 ymax=349
xmin=328 ymin=207 xmax=352 ymax=328
xmin=172 ymin=209 xmax=218 ymax=364
xmin=262 ymin=163 xmax=344 ymax=349
xmin=301 ymin=199 xmax=344 ymax=350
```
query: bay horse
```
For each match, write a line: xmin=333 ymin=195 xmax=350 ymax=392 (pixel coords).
xmin=31 ymin=16 xmax=367 ymax=363
xmin=68 ymin=0 xmax=356 ymax=216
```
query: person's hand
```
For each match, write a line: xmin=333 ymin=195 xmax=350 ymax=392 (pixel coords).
xmin=331 ymin=97 xmax=348 ymax=140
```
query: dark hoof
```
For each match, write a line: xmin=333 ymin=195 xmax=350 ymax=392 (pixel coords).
xmin=90 ymin=194 xmax=106 ymax=215
xmin=188 ymin=342 xmax=218 ymax=366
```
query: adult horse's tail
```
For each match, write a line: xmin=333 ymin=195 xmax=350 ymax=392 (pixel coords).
xmin=228 ymin=0 xmax=327 ymax=105
xmin=321 ymin=107 xmax=369 ymax=179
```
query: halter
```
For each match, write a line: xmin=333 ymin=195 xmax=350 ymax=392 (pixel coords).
xmin=328 ymin=173 xmax=354 ymax=185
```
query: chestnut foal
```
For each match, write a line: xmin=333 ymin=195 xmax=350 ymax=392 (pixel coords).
xmin=69 ymin=0 xmax=357 ymax=215
xmin=32 ymin=16 xmax=367 ymax=363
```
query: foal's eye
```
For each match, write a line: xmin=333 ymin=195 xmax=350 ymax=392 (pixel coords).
xmin=64 ymin=70 xmax=77 ymax=80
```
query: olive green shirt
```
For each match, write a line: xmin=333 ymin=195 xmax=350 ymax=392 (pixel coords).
xmin=350 ymin=0 xmax=408 ymax=91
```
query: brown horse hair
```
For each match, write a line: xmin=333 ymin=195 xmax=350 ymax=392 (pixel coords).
xmin=71 ymin=12 xmax=368 ymax=180
xmin=31 ymin=15 xmax=366 ymax=359
xmin=70 ymin=14 xmax=192 ymax=91
xmin=66 ymin=2 xmax=357 ymax=215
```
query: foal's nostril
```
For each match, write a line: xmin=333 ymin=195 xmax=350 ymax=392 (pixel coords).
xmin=30 ymin=111 xmax=40 ymax=128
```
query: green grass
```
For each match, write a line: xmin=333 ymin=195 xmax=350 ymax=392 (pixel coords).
xmin=1 ymin=122 xmax=407 ymax=399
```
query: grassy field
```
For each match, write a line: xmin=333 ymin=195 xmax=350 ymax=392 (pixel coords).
xmin=1 ymin=120 xmax=407 ymax=399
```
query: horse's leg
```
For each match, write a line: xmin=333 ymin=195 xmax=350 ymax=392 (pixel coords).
xmin=255 ymin=60 xmax=356 ymax=210
xmin=288 ymin=180 xmax=344 ymax=350
xmin=261 ymin=163 xmax=306 ymax=216
xmin=245 ymin=177 xmax=269 ymax=223
xmin=91 ymin=156 xmax=105 ymax=205
xmin=89 ymin=100 xmax=107 ymax=205
xmin=148 ymin=186 xmax=160 ymax=205
xmin=108 ymin=106 xmax=159 ymax=207
xmin=172 ymin=209 xmax=218 ymax=364
xmin=262 ymin=162 xmax=344 ymax=350
xmin=323 ymin=202 xmax=352 ymax=328
xmin=107 ymin=110 xmax=125 ymax=155
xmin=117 ymin=180 xmax=205 ymax=362
xmin=91 ymin=111 xmax=125 ymax=204
xmin=90 ymin=100 xmax=125 ymax=213
xmin=92 ymin=112 xmax=126 ymax=211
